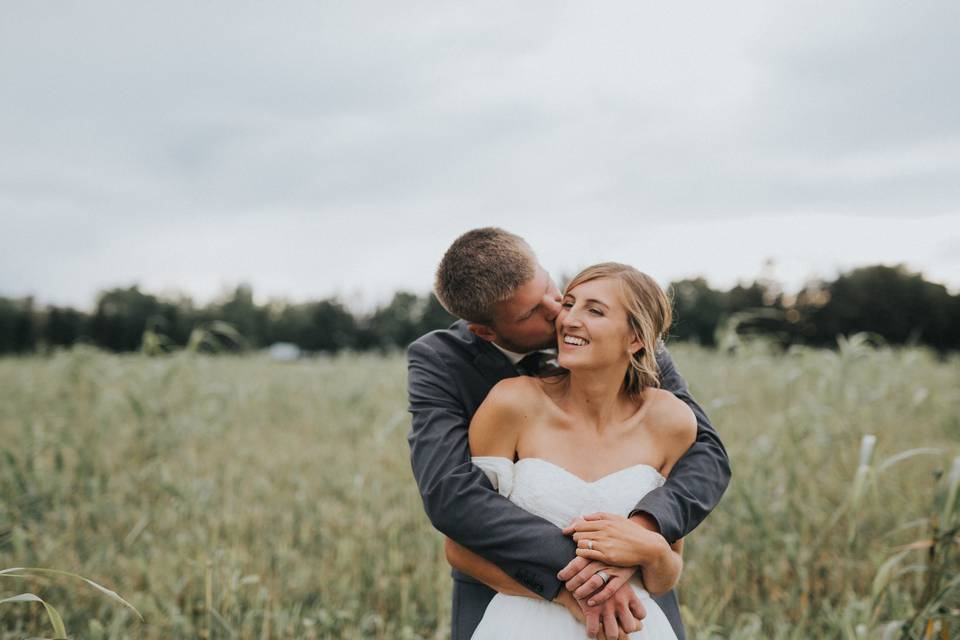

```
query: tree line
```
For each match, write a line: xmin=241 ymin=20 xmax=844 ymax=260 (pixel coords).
xmin=1 ymin=264 xmax=958 ymax=355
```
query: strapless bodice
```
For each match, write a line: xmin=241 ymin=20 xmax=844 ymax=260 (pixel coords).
xmin=472 ymin=456 xmax=665 ymax=528
xmin=469 ymin=457 xmax=677 ymax=640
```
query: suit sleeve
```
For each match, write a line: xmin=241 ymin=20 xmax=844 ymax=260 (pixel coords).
xmin=630 ymin=346 xmax=731 ymax=543
xmin=406 ymin=340 xmax=575 ymax=600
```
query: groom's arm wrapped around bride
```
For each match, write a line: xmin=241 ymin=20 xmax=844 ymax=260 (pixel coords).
xmin=407 ymin=333 xmax=575 ymax=599
xmin=407 ymin=326 xmax=730 ymax=600
xmin=631 ymin=349 xmax=731 ymax=543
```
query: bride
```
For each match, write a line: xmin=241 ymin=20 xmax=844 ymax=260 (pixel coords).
xmin=444 ymin=262 xmax=697 ymax=639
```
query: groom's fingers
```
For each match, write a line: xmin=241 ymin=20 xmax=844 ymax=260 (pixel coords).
xmin=585 ymin=575 xmax=626 ymax=605
xmin=566 ymin=564 xmax=599 ymax=592
xmin=584 ymin=608 xmax=601 ymax=638
xmin=615 ymin=600 xmax=639 ymax=634
xmin=567 ymin=560 xmax=606 ymax=593
xmin=573 ymin=573 xmax=606 ymax=599
xmin=628 ymin=597 xmax=647 ymax=622
xmin=558 ymin=555 xmax=590 ymax=580
xmin=602 ymin=607 xmax=620 ymax=640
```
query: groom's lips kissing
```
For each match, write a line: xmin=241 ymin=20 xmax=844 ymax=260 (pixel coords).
xmin=561 ymin=333 xmax=590 ymax=349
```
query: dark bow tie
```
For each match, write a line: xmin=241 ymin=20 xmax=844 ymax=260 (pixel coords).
xmin=516 ymin=350 xmax=563 ymax=377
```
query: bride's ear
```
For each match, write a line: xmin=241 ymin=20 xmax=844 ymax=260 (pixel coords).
xmin=627 ymin=333 xmax=644 ymax=356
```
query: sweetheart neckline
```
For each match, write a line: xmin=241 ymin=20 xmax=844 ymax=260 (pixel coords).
xmin=474 ymin=456 xmax=664 ymax=485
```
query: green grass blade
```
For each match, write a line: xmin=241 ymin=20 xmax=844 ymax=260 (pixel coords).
xmin=875 ymin=448 xmax=943 ymax=473
xmin=0 ymin=567 xmax=143 ymax=621
xmin=0 ymin=592 xmax=68 ymax=639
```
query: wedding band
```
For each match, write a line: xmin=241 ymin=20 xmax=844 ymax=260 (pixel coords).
xmin=586 ymin=540 xmax=593 ymax=551
xmin=596 ymin=571 xmax=611 ymax=586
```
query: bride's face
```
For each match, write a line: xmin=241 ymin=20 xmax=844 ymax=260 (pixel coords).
xmin=556 ymin=277 xmax=642 ymax=371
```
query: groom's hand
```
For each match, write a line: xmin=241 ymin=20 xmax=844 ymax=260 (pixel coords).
xmin=562 ymin=562 xmax=638 ymax=605
xmin=575 ymin=583 xmax=645 ymax=639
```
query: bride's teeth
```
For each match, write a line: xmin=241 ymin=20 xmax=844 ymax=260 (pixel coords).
xmin=564 ymin=335 xmax=587 ymax=346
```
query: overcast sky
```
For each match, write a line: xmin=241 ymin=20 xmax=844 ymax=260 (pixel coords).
xmin=2 ymin=1 xmax=958 ymax=310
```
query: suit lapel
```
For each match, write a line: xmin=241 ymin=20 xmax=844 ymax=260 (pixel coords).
xmin=452 ymin=320 xmax=519 ymax=385
xmin=473 ymin=346 xmax=519 ymax=385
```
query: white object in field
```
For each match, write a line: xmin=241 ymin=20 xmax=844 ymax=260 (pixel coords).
xmin=268 ymin=343 xmax=301 ymax=361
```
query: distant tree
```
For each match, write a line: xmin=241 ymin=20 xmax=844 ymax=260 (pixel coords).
xmin=668 ymin=278 xmax=724 ymax=346
xmin=90 ymin=287 xmax=162 ymax=351
xmin=721 ymin=281 xmax=790 ymax=343
xmin=212 ymin=285 xmax=268 ymax=347
xmin=419 ymin=294 xmax=456 ymax=332
xmin=724 ymin=281 xmax=769 ymax=313
xmin=44 ymin=306 xmax=87 ymax=348
xmin=810 ymin=265 xmax=959 ymax=350
xmin=0 ymin=297 xmax=38 ymax=354
xmin=265 ymin=302 xmax=309 ymax=346
xmin=365 ymin=292 xmax=424 ymax=351
xmin=299 ymin=299 xmax=357 ymax=353
xmin=3 ymin=266 xmax=958 ymax=355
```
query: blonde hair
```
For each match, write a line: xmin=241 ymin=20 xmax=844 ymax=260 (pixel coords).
xmin=434 ymin=228 xmax=535 ymax=325
xmin=564 ymin=262 xmax=672 ymax=398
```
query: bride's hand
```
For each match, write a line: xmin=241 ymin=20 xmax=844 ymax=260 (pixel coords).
xmin=563 ymin=512 xmax=670 ymax=568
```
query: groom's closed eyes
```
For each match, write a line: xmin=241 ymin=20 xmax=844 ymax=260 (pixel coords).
xmin=515 ymin=281 xmax=559 ymax=322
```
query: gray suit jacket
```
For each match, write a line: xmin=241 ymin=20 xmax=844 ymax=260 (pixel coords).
xmin=407 ymin=321 xmax=730 ymax=639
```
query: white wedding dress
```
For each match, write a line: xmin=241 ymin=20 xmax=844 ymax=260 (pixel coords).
xmin=470 ymin=457 xmax=679 ymax=640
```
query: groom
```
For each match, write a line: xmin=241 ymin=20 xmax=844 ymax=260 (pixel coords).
xmin=407 ymin=228 xmax=730 ymax=639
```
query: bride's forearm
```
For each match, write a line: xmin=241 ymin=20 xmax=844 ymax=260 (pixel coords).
xmin=637 ymin=539 xmax=683 ymax=597
xmin=621 ymin=514 xmax=684 ymax=596
xmin=443 ymin=537 xmax=539 ymax=598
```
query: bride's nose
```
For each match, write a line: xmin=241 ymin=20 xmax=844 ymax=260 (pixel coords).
xmin=560 ymin=308 xmax=583 ymax=330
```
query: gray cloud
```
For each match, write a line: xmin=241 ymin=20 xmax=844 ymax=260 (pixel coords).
xmin=1 ymin=1 xmax=958 ymax=305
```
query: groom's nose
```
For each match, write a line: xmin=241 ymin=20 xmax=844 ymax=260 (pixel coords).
xmin=543 ymin=295 xmax=562 ymax=322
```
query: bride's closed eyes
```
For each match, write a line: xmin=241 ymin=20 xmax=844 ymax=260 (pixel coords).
xmin=561 ymin=297 xmax=607 ymax=317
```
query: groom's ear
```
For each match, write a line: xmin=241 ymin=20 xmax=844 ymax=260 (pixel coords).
xmin=467 ymin=322 xmax=498 ymax=343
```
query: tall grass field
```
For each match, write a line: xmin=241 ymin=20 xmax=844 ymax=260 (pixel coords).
xmin=1 ymin=341 xmax=958 ymax=639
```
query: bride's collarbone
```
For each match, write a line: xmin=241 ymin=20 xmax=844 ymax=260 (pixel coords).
xmin=517 ymin=413 xmax=666 ymax=476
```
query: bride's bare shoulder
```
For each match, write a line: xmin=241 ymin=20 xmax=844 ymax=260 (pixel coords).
xmin=643 ymin=388 xmax=696 ymax=446
xmin=469 ymin=377 xmax=544 ymax=455
xmin=483 ymin=376 xmax=547 ymax=415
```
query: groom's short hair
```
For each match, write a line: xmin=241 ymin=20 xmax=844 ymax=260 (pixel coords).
xmin=434 ymin=227 xmax=535 ymax=325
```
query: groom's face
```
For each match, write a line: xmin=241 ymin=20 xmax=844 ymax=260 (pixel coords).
xmin=485 ymin=264 xmax=563 ymax=353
